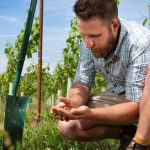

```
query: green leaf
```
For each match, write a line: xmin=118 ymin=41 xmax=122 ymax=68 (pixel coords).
xmin=115 ymin=0 xmax=121 ymax=5
xmin=142 ymin=18 xmax=148 ymax=26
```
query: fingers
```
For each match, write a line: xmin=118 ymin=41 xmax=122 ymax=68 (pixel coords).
xmin=55 ymin=107 xmax=85 ymax=120
xmin=53 ymin=102 xmax=66 ymax=108
xmin=59 ymin=97 xmax=71 ymax=106
xmin=51 ymin=104 xmax=89 ymax=120
xmin=52 ymin=108 xmax=70 ymax=121
xmin=55 ymin=114 xmax=69 ymax=122
xmin=51 ymin=101 xmax=66 ymax=114
xmin=50 ymin=97 xmax=75 ymax=121
xmin=50 ymin=104 xmax=71 ymax=121
xmin=55 ymin=108 xmax=76 ymax=120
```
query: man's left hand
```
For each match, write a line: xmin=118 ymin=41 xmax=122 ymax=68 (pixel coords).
xmin=53 ymin=105 xmax=92 ymax=120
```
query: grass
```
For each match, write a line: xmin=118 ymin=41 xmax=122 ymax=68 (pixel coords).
xmin=0 ymin=102 xmax=121 ymax=150
xmin=22 ymin=104 xmax=120 ymax=150
xmin=1 ymin=102 xmax=150 ymax=149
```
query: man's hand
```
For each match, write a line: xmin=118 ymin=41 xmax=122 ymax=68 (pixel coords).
xmin=52 ymin=105 xmax=92 ymax=120
xmin=51 ymin=97 xmax=79 ymax=121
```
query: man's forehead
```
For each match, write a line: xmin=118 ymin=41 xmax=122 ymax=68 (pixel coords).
xmin=77 ymin=17 xmax=106 ymax=34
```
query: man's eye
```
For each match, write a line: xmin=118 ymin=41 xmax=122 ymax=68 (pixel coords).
xmin=90 ymin=34 xmax=101 ymax=38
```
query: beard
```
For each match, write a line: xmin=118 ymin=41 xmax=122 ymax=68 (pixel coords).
xmin=91 ymin=32 xmax=116 ymax=59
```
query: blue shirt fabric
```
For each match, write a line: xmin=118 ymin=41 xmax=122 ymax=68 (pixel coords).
xmin=74 ymin=18 xmax=150 ymax=102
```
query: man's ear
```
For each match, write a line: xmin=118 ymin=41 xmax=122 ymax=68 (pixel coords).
xmin=111 ymin=18 xmax=120 ymax=34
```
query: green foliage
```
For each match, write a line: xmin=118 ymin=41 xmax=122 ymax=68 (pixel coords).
xmin=63 ymin=18 xmax=82 ymax=78
xmin=92 ymin=72 xmax=107 ymax=93
xmin=14 ymin=18 xmax=39 ymax=59
xmin=115 ymin=0 xmax=121 ymax=5
xmin=142 ymin=18 xmax=148 ymax=26
xmin=52 ymin=62 xmax=67 ymax=96
xmin=0 ymin=18 xmax=39 ymax=100
xmin=0 ymin=72 xmax=9 ymax=102
xmin=22 ymin=104 xmax=120 ymax=150
xmin=19 ymin=63 xmax=52 ymax=102
xmin=20 ymin=63 xmax=38 ymax=97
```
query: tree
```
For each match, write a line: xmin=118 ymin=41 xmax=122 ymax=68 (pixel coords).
xmin=63 ymin=18 xmax=82 ymax=78
xmin=0 ymin=18 xmax=39 ymax=101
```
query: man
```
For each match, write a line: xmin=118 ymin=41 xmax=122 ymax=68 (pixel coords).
xmin=52 ymin=0 xmax=150 ymax=149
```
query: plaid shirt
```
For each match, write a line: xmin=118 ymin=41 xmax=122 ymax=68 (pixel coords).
xmin=74 ymin=18 xmax=150 ymax=102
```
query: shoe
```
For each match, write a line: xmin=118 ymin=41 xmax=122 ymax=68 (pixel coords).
xmin=119 ymin=125 xmax=137 ymax=150
xmin=125 ymin=140 xmax=149 ymax=150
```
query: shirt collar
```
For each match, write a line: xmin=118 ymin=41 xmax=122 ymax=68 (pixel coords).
xmin=114 ymin=18 xmax=127 ymax=57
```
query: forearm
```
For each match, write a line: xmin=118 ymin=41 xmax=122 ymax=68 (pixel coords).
xmin=69 ymin=83 xmax=91 ymax=107
xmin=90 ymin=101 xmax=139 ymax=125
xmin=136 ymin=76 xmax=150 ymax=140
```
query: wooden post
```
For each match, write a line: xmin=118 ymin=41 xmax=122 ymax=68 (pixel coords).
xmin=36 ymin=0 xmax=44 ymax=123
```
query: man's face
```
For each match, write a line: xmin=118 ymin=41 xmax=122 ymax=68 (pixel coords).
xmin=77 ymin=17 xmax=119 ymax=58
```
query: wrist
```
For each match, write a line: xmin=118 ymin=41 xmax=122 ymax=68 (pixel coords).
xmin=90 ymin=108 xmax=98 ymax=120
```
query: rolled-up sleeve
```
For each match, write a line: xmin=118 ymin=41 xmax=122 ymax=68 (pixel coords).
xmin=74 ymin=43 xmax=96 ymax=87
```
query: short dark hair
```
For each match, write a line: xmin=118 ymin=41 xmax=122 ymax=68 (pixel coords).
xmin=73 ymin=0 xmax=118 ymax=22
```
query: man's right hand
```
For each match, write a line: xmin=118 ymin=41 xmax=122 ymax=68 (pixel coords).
xmin=51 ymin=97 xmax=78 ymax=121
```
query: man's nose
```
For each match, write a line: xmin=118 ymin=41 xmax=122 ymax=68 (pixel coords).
xmin=84 ymin=37 xmax=94 ymax=48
